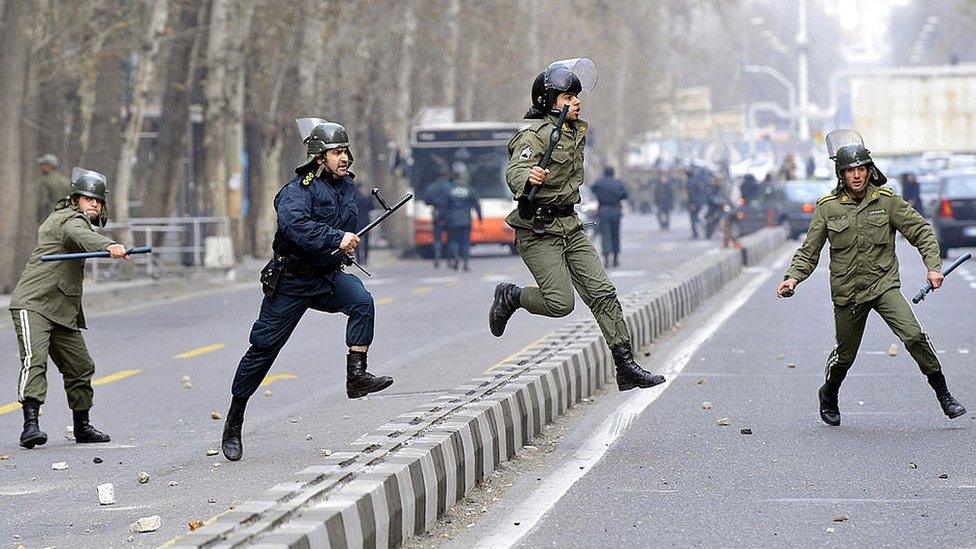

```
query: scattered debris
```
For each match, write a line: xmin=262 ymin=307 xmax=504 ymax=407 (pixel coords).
xmin=938 ymin=473 xmax=949 ymax=479
xmin=776 ymin=353 xmax=785 ymax=359
xmin=181 ymin=375 xmax=191 ymax=383
xmin=716 ymin=418 xmax=731 ymax=427
xmin=342 ymin=415 xmax=350 ymax=420
xmin=827 ymin=527 xmax=836 ymax=534
xmin=182 ymin=375 xmax=192 ymax=389
xmin=188 ymin=519 xmax=205 ymax=531
xmin=93 ymin=457 xmax=104 ymax=464
xmin=832 ymin=514 xmax=848 ymax=522
xmin=168 ymin=480 xmax=178 ymax=487
xmin=696 ymin=378 xmax=707 ymax=385
xmin=289 ymin=418 xmax=300 ymax=423
xmin=210 ymin=411 xmax=222 ymax=420
xmin=858 ymin=401 xmax=865 ymax=406
xmin=787 ymin=362 xmax=796 ymax=369
xmin=908 ymin=462 xmax=918 ymax=469
xmin=207 ymin=498 xmax=217 ymax=504
xmin=960 ymin=348 xmax=970 ymax=355
xmin=52 ymin=462 xmax=68 ymax=471
xmin=129 ymin=515 xmax=161 ymax=533
xmin=97 ymin=483 xmax=116 ymax=505
xmin=887 ymin=343 xmax=899 ymax=357
xmin=0 ymin=454 xmax=10 ymax=461
xmin=305 ymin=434 xmax=313 ymax=441
xmin=702 ymin=401 xmax=713 ymax=410
xmin=65 ymin=426 xmax=75 ymax=441
xmin=212 ymin=463 xmax=221 ymax=468
xmin=126 ymin=536 xmax=134 ymax=543
xmin=320 ymin=449 xmax=333 ymax=457
xmin=138 ymin=472 xmax=150 ymax=484
xmin=740 ymin=428 xmax=753 ymax=435
xmin=205 ymin=449 xmax=219 ymax=456
xmin=263 ymin=390 xmax=273 ymax=397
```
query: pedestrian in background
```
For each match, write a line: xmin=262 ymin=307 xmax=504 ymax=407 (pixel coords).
xmin=354 ymin=185 xmax=374 ymax=265
xmin=901 ymin=172 xmax=923 ymax=214
xmin=591 ymin=166 xmax=628 ymax=267
xmin=35 ymin=154 xmax=70 ymax=225
xmin=444 ymin=164 xmax=482 ymax=271
xmin=653 ymin=171 xmax=675 ymax=231
xmin=423 ymin=170 xmax=453 ymax=268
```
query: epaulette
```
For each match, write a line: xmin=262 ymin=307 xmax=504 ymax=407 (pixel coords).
xmin=301 ymin=172 xmax=314 ymax=187
xmin=878 ymin=187 xmax=892 ymax=196
xmin=817 ymin=194 xmax=839 ymax=205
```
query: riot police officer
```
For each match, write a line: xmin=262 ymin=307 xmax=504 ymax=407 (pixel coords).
xmin=488 ymin=58 xmax=664 ymax=392
xmin=423 ymin=172 xmax=453 ymax=268
xmin=444 ymin=163 xmax=482 ymax=271
xmin=220 ymin=118 xmax=394 ymax=461
xmin=10 ymin=168 xmax=129 ymax=448
xmin=591 ymin=166 xmax=628 ymax=267
xmin=777 ymin=129 xmax=966 ymax=426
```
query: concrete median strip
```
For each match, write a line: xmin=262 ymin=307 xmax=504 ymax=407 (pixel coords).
xmin=173 ymin=228 xmax=787 ymax=549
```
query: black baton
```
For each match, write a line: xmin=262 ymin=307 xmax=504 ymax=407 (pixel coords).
xmin=526 ymin=104 xmax=570 ymax=203
xmin=912 ymin=252 xmax=971 ymax=303
xmin=41 ymin=246 xmax=153 ymax=262
xmin=331 ymin=190 xmax=413 ymax=256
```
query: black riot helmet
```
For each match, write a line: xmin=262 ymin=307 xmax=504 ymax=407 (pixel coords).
xmin=825 ymin=128 xmax=887 ymax=187
xmin=524 ymin=58 xmax=599 ymax=119
xmin=295 ymin=117 xmax=354 ymax=172
xmin=70 ymin=167 xmax=109 ymax=226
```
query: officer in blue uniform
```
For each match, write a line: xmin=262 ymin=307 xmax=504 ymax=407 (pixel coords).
xmin=444 ymin=164 xmax=483 ymax=271
xmin=220 ymin=118 xmax=394 ymax=461
xmin=423 ymin=172 xmax=453 ymax=267
xmin=591 ymin=166 xmax=629 ymax=267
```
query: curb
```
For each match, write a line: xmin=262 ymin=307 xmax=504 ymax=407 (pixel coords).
xmin=173 ymin=228 xmax=786 ymax=548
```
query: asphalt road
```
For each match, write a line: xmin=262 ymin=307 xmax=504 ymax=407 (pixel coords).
xmin=454 ymin=239 xmax=976 ymax=548
xmin=0 ymin=213 xmax=716 ymax=548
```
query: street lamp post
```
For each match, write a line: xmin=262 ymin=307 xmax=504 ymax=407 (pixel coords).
xmin=743 ymin=64 xmax=797 ymax=135
xmin=796 ymin=0 xmax=811 ymax=140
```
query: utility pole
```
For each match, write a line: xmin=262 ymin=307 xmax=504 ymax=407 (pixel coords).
xmin=796 ymin=0 xmax=811 ymax=140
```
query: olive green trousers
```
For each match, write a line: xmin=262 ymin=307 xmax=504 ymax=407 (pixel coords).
xmin=826 ymin=287 xmax=942 ymax=384
xmin=11 ymin=309 xmax=96 ymax=410
xmin=515 ymin=228 xmax=630 ymax=347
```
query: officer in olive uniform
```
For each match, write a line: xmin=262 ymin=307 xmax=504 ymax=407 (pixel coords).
xmin=777 ymin=129 xmax=966 ymax=426
xmin=10 ymin=168 xmax=129 ymax=448
xmin=489 ymin=59 xmax=665 ymax=392
xmin=591 ymin=166 xmax=629 ymax=267
xmin=220 ymin=118 xmax=393 ymax=462
xmin=36 ymin=154 xmax=71 ymax=224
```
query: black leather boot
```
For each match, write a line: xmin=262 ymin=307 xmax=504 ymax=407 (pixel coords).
xmin=73 ymin=409 xmax=111 ymax=443
xmin=489 ymin=283 xmax=522 ymax=337
xmin=818 ymin=382 xmax=841 ymax=426
xmin=927 ymin=372 xmax=967 ymax=419
xmin=611 ymin=344 xmax=665 ymax=391
xmin=19 ymin=399 xmax=48 ymax=449
xmin=222 ymin=396 xmax=247 ymax=461
xmin=347 ymin=351 xmax=394 ymax=399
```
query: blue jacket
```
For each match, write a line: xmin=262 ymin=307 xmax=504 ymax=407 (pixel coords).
xmin=424 ymin=178 xmax=453 ymax=222
xmin=272 ymin=171 xmax=358 ymax=277
xmin=591 ymin=176 xmax=629 ymax=213
xmin=445 ymin=184 xmax=482 ymax=227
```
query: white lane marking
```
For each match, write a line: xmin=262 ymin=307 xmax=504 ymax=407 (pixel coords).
xmin=761 ymin=498 xmax=937 ymax=504
xmin=607 ymin=270 xmax=647 ymax=278
xmin=418 ymin=276 xmax=459 ymax=284
xmin=483 ymin=274 xmax=512 ymax=282
xmin=362 ymin=278 xmax=397 ymax=287
xmin=476 ymin=262 xmax=777 ymax=549
xmin=969 ymin=282 xmax=976 ymax=289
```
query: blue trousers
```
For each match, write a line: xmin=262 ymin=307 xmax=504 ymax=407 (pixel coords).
xmin=446 ymin=225 xmax=472 ymax=261
xmin=230 ymin=272 xmax=374 ymax=399
xmin=432 ymin=219 xmax=449 ymax=261
xmin=598 ymin=210 xmax=622 ymax=256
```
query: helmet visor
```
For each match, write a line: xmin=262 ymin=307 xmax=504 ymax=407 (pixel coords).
xmin=826 ymin=128 xmax=864 ymax=158
xmin=295 ymin=117 xmax=329 ymax=141
xmin=71 ymin=167 xmax=107 ymax=186
xmin=545 ymin=57 xmax=598 ymax=94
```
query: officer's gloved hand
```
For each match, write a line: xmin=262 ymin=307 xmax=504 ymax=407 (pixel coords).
xmin=339 ymin=232 xmax=361 ymax=252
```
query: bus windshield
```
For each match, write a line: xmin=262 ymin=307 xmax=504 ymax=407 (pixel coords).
xmin=411 ymin=146 xmax=511 ymax=200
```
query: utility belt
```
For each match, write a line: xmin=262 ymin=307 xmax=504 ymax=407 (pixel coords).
xmin=260 ymin=255 xmax=338 ymax=297
xmin=517 ymin=198 xmax=575 ymax=235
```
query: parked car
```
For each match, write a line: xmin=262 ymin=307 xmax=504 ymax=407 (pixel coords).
xmin=775 ymin=180 xmax=835 ymax=239
xmin=932 ymin=170 xmax=976 ymax=258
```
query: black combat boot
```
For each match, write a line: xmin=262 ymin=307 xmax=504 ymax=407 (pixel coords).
xmin=221 ymin=396 xmax=247 ymax=461
xmin=926 ymin=372 xmax=967 ymax=419
xmin=73 ymin=409 xmax=111 ymax=443
xmin=818 ymin=382 xmax=842 ymax=426
xmin=489 ymin=283 xmax=523 ymax=337
xmin=346 ymin=351 xmax=394 ymax=399
xmin=611 ymin=344 xmax=666 ymax=391
xmin=19 ymin=399 xmax=48 ymax=449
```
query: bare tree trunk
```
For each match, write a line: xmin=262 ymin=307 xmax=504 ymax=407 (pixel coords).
xmin=114 ymin=0 xmax=168 ymax=242
xmin=394 ymin=3 xmax=416 ymax=147
xmin=0 ymin=0 xmax=37 ymax=292
xmin=224 ymin=0 xmax=254 ymax=256
xmin=144 ymin=0 xmax=204 ymax=219
xmin=20 ymin=13 xmax=45 ymax=260
xmin=201 ymin=0 xmax=230 ymax=220
xmin=444 ymin=0 xmax=460 ymax=111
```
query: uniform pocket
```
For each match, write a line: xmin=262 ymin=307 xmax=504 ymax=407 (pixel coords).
xmin=826 ymin=217 xmax=854 ymax=249
xmin=866 ymin=215 xmax=891 ymax=245
xmin=58 ymin=282 xmax=82 ymax=296
xmin=550 ymin=150 xmax=571 ymax=164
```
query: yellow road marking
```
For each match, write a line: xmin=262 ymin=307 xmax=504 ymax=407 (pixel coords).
xmin=0 ymin=402 xmax=22 ymax=415
xmin=175 ymin=343 xmax=226 ymax=359
xmin=412 ymin=287 xmax=432 ymax=294
xmin=485 ymin=334 xmax=551 ymax=373
xmin=375 ymin=296 xmax=396 ymax=305
xmin=92 ymin=369 xmax=141 ymax=386
xmin=261 ymin=373 xmax=297 ymax=387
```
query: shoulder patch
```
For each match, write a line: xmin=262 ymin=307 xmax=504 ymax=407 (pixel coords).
xmin=878 ymin=187 xmax=892 ymax=196
xmin=302 ymin=172 xmax=314 ymax=187
xmin=817 ymin=194 xmax=839 ymax=205
xmin=518 ymin=145 xmax=533 ymax=160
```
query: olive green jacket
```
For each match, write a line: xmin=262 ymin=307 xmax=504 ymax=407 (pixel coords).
xmin=504 ymin=114 xmax=588 ymax=236
xmin=785 ymin=184 xmax=941 ymax=306
xmin=10 ymin=200 xmax=116 ymax=329
xmin=37 ymin=171 xmax=71 ymax=223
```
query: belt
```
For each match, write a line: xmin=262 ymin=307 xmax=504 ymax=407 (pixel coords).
xmin=516 ymin=199 xmax=575 ymax=221
xmin=278 ymin=256 xmax=338 ymax=278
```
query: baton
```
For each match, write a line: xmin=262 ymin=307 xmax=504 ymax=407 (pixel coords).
xmin=331 ymin=189 xmax=413 ymax=256
xmin=912 ymin=252 xmax=971 ymax=303
xmin=526 ymin=104 xmax=570 ymax=202
xmin=41 ymin=246 xmax=153 ymax=262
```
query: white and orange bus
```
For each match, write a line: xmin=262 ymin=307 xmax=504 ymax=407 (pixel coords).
xmin=408 ymin=121 xmax=527 ymax=258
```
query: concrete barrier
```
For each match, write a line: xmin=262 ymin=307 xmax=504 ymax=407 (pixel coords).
xmin=174 ymin=228 xmax=786 ymax=549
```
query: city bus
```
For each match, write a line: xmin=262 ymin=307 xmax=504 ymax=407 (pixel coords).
xmin=408 ymin=121 xmax=527 ymax=258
